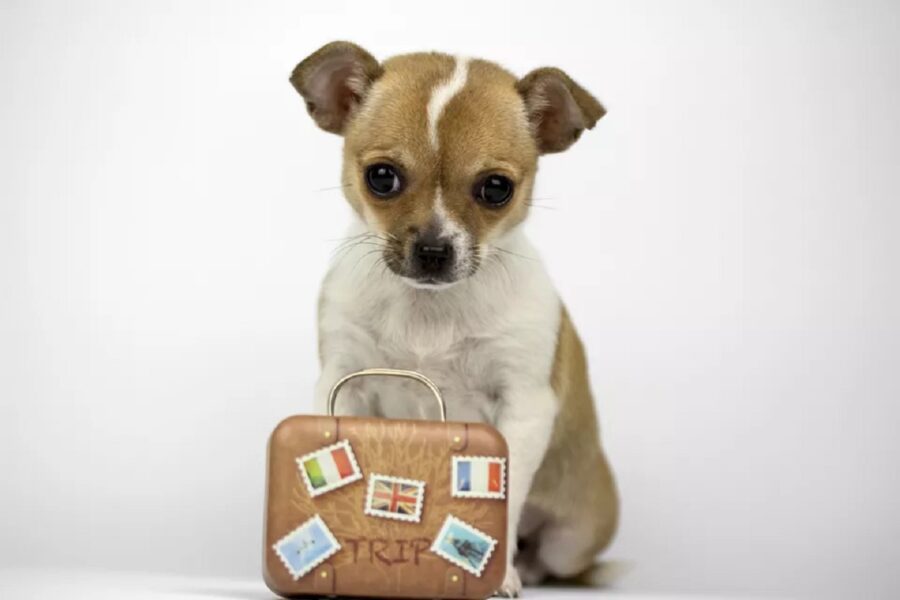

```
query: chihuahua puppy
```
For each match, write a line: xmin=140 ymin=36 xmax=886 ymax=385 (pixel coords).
xmin=291 ymin=42 xmax=618 ymax=596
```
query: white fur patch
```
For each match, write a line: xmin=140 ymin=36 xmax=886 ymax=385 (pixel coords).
xmin=432 ymin=185 xmax=471 ymax=277
xmin=317 ymin=222 xmax=561 ymax=419
xmin=432 ymin=185 xmax=458 ymax=233
xmin=426 ymin=56 xmax=470 ymax=150
xmin=317 ymin=221 xmax=562 ymax=578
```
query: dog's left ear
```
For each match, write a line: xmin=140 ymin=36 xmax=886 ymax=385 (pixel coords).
xmin=516 ymin=67 xmax=606 ymax=154
xmin=290 ymin=41 xmax=383 ymax=135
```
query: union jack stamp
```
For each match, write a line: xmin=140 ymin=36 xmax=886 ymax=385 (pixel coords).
xmin=430 ymin=514 xmax=497 ymax=577
xmin=272 ymin=514 xmax=341 ymax=580
xmin=451 ymin=456 xmax=506 ymax=499
xmin=363 ymin=474 xmax=426 ymax=523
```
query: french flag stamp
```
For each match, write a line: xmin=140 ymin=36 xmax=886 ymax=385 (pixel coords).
xmin=296 ymin=439 xmax=363 ymax=497
xmin=451 ymin=456 xmax=506 ymax=499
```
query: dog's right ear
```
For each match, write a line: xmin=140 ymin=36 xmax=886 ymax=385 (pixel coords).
xmin=290 ymin=41 xmax=383 ymax=135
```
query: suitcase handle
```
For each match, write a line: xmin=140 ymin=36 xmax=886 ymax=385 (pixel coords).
xmin=327 ymin=368 xmax=447 ymax=422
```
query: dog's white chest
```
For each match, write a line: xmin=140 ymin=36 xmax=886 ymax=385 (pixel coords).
xmin=318 ymin=228 xmax=562 ymax=424
xmin=360 ymin=336 xmax=500 ymax=423
xmin=330 ymin=295 xmax=506 ymax=422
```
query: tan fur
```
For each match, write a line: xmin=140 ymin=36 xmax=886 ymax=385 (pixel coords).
xmin=291 ymin=43 xmax=617 ymax=593
xmin=517 ymin=67 xmax=607 ymax=154
xmin=517 ymin=308 xmax=619 ymax=580
xmin=290 ymin=41 xmax=382 ymax=134
xmin=340 ymin=54 xmax=537 ymax=261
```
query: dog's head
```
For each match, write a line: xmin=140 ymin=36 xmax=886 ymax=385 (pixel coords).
xmin=291 ymin=41 xmax=605 ymax=289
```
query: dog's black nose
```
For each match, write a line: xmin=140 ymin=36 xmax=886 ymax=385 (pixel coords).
xmin=414 ymin=241 xmax=453 ymax=275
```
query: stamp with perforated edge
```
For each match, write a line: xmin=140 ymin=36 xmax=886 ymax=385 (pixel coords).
xmin=363 ymin=473 xmax=426 ymax=523
xmin=296 ymin=439 xmax=363 ymax=497
xmin=430 ymin=514 xmax=498 ymax=577
xmin=272 ymin=514 xmax=341 ymax=580
xmin=451 ymin=456 xmax=506 ymax=499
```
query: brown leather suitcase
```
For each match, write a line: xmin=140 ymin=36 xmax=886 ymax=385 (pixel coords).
xmin=263 ymin=369 xmax=509 ymax=599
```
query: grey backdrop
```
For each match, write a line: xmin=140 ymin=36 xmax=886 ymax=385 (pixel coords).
xmin=2 ymin=1 xmax=899 ymax=598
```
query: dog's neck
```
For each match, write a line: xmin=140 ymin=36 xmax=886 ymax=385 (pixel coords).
xmin=326 ymin=218 xmax=556 ymax=352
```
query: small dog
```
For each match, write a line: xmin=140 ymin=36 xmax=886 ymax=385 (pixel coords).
xmin=290 ymin=42 xmax=618 ymax=596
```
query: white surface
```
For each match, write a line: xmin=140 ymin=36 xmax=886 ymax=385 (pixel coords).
xmin=1 ymin=1 xmax=899 ymax=599
xmin=0 ymin=569 xmax=769 ymax=600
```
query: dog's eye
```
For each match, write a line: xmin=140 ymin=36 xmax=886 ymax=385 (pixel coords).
xmin=365 ymin=163 xmax=404 ymax=198
xmin=475 ymin=174 xmax=514 ymax=207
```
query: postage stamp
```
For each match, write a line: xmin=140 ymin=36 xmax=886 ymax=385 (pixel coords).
xmin=272 ymin=514 xmax=341 ymax=580
xmin=430 ymin=514 xmax=498 ymax=577
xmin=363 ymin=474 xmax=426 ymax=523
xmin=296 ymin=439 xmax=363 ymax=497
xmin=451 ymin=456 xmax=506 ymax=499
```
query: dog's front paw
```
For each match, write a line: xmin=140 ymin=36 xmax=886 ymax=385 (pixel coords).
xmin=495 ymin=567 xmax=523 ymax=598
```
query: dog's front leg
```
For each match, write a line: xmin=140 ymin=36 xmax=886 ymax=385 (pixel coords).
xmin=495 ymin=385 xmax=557 ymax=597
xmin=315 ymin=359 xmax=350 ymax=414
xmin=314 ymin=353 xmax=374 ymax=416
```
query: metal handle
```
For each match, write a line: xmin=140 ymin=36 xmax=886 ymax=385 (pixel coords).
xmin=327 ymin=368 xmax=447 ymax=422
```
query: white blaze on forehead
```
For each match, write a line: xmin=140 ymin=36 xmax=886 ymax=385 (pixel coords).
xmin=426 ymin=56 xmax=470 ymax=150
xmin=433 ymin=185 xmax=471 ymax=275
xmin=425 ymin=57 xmax=473 ymax=274
xmin=433 ymin=185 xmax=465 ymax=237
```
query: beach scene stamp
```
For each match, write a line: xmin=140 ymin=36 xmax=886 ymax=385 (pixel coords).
xmin=272 ymin=514 xmax=341 ymax=580
xmin=430 ymin=514 xmax=498 ymax=577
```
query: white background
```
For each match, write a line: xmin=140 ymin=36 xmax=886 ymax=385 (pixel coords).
xmin=2 ymin=1 xmax=899 ymax=598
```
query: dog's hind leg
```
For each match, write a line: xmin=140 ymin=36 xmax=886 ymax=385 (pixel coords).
xmin=522 ymin=441 xmax=619 ymax=585
xmin=534 ymin=518 xmax=602 ymax=580
xmin=513 ymin=503 xmax=550 ymax=585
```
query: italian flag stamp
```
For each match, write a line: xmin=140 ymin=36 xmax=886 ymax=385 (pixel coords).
xmin=296 ymin=439 xmax=363 ymax=497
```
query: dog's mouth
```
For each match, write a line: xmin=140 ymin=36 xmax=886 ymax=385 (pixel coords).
xmin=403 ymin=276 xmax=460 ymax=290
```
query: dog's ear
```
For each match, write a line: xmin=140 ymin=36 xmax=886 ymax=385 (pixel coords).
xmin=289 ymin=41 xmax=383 ymax=135
xmin=516 ymin=67 xmax=605 ymax=154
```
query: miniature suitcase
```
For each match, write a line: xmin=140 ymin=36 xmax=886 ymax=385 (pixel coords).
xmin=263 ymin=368 xmax=509 ymax=599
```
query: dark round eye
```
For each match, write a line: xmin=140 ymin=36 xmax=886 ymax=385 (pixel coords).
xmin=365 ymin=163 xmax=404 ymax=198
xmin=476 ymin=174 xmax=514 ymax=207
